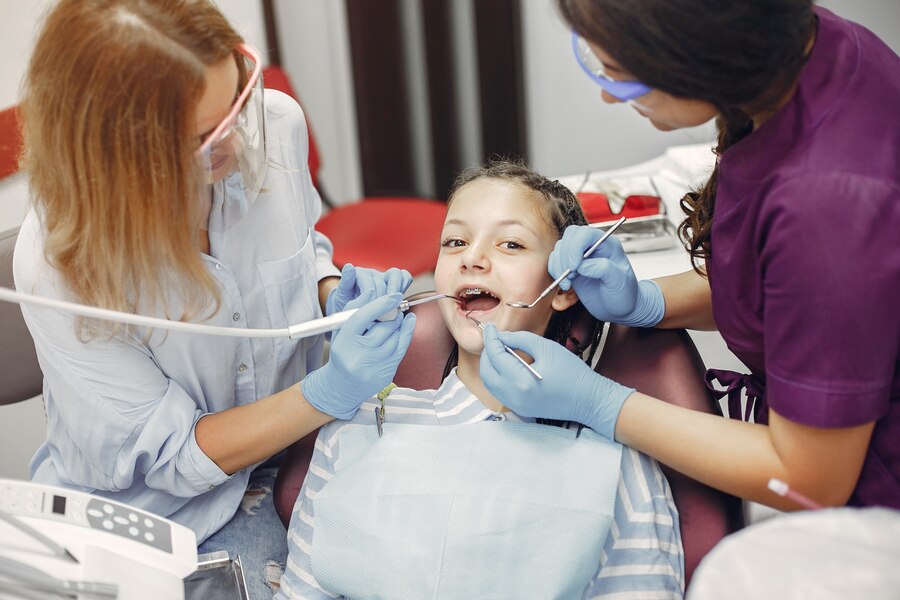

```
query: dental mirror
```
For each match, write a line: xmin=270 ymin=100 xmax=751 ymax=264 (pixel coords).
xmin=506 ymin=216 xmax=626 ymax=309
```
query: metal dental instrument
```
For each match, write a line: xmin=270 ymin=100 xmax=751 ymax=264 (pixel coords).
xmin=286 ymin=292 xmax=460 ymax=339
xmin=466 ymin=313 xmax=543 ymax=380
xmin=506 ymin=216 xmax=627 ymax=309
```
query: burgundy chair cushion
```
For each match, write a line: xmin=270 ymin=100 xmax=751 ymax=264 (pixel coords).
xmin=596 ymin=324 xmax=744 ymax=587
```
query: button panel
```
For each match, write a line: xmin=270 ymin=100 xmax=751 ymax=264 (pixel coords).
xmin=0 ymin=481 xmax=173 ymax=554
xmin=84 ymin=498 xmax=173 ymax=553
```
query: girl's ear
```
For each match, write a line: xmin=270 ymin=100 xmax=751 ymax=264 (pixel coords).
xmin=551 ymin=286 xmax=579 ymax=312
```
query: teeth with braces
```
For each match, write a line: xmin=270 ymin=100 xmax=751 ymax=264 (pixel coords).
xmin=459 ymin=288 xmax=498 ymax=299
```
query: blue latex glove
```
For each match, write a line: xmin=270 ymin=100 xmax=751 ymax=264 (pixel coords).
xmin=548 ymin=225 xmax=665 ymax=327
xmin=326 ymin=264 xmax=413 ymax=316
xmin=479 ymin=323 xmax=635 ymax=440
xmin=303 ymin=292 xmax=416 ymax=420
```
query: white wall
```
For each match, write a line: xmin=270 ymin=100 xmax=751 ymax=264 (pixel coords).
xmin=521 ymin=0 xmax=717 ymax=177
xmin=272 ymin=0 xmax=363 ymax=205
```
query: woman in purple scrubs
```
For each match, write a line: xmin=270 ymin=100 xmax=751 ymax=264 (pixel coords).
xmin=479 ymin=0 xmax=899 ymax=511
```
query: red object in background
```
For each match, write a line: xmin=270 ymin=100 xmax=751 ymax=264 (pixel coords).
xmin=262 ymin=65 xmax=446 ymax=277
xmin=577 ymin=192 xmax=660 ymax=222
xmin=316 ymin=198 xmax=447 ymax=275
xmin=0 ymin=105 xmax=22 ymax=180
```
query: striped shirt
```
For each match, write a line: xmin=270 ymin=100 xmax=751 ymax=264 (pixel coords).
xmin=278 ymin=370 xmax=684 ymax=599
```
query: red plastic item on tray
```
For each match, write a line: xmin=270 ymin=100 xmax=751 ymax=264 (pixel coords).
xmin=577 ymin=192 xmax=660 ymax=222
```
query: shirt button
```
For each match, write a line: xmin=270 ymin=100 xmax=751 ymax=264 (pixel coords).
xmin=238 ymin=363 xmax=248 ymax=373
xmin=232 ymin=312 xmax=241 ymax=321
xmin=214 ymin=263 xmax=223 ymax=270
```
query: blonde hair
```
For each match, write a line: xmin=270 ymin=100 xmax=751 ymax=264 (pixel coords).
xmin=22 ymin=0 xmax=246 ymax=335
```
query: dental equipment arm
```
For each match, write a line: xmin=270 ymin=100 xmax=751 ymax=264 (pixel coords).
xmin=0 ymin=556 xmax=118 ymax=599
xmin=0 ymin=511 xmax=76 ymax=564
xmin=0 ymin=286 xmax=449 ymax=340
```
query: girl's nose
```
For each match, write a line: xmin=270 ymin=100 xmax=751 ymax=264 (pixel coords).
xmin=460 ymin=242 xmax=489 ymax=271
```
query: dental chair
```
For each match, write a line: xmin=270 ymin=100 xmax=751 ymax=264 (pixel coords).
xmin=272 ymin=295 xmax=744 ymax=589
xmin=0 ymin=227 xmax=43 ymax=407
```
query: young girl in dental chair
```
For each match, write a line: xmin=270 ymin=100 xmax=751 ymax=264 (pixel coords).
xmin=277 ymin=160 xmax=684 ymax=600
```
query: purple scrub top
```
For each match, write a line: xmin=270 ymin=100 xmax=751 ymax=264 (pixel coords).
xmin=709 ymin=7 xmax=900 ymax=508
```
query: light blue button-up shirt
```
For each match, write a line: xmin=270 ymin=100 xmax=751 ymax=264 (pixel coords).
xmin=14 ymin=90 xmax=340 ymax=543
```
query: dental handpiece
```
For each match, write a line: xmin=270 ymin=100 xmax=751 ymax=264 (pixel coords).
xmin=0 ymin=285 xmax=453 ymax=341
xmin=286 ymin=292 xmax=456 ymax=340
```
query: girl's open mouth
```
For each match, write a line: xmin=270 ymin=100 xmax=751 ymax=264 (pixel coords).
xmin=456 ymin=287 xmax=501 ymax=315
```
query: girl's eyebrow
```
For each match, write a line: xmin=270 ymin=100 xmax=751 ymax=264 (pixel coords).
xmin=444 ymin=217 xmax=538 ymax=233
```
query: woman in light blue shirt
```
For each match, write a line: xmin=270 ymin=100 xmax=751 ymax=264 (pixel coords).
xmin=14 ymin=1 xmax=413 ymax=598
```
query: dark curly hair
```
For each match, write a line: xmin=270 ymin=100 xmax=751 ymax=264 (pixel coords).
xmin=556 ymin=0 xmax=816 ymax=273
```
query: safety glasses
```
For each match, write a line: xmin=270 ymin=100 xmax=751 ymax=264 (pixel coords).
xmin=198 ymin=43 xmax=263 ymax=156
xmin=571 ymin=33 xmax=652 ymax=108
xmin=198 ymin=43 xmax=268 ymax=231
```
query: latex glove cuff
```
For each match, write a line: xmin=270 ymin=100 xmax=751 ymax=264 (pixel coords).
xmin=302 ymin=366 xmax=360 ymax=421
xmin=577 ymin=370 xmax=636 ymax=441
xmin=619 ymin=279 xmax=665 ymax=328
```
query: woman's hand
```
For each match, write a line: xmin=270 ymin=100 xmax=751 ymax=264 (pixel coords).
xmin=325 ymin=264 xmax=413 ymax=316
xmin=479 ymin=323 xmax=635 ymax=439
xmin=303 ymin=293 xmax=416 ymax=419
xmin=549 ymin=225 xmax=664 ymax=327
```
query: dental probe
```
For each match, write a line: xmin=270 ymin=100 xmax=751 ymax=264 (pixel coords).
xmin=0 ymin=286 xmax=454 ymax=340
xmin=466 ymin=313 xmax=543 ymax=381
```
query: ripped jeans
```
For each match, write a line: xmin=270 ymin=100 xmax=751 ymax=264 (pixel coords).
xmin=199 ymin=453 xmax=288 ymax=599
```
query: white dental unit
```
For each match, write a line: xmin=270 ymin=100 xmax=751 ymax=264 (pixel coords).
xmin=0 ymin=478 xmax=197 ymax=600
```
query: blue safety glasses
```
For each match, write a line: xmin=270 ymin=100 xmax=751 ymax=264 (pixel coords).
xmin=571 ymin=33 xmax=652 ymax=102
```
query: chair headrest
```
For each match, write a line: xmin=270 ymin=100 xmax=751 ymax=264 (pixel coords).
xmin=0 ymin=228 xmax=44 ymax=404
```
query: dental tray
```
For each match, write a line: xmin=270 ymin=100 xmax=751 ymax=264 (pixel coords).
xmin=590 ymin=214 xmax=680 ymax=253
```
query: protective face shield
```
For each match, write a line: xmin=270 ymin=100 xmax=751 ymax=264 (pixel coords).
xmin=198 ymin=43 xmax=267 ymax=231
xmin=571 ymin=33 xmax=653 ymax=112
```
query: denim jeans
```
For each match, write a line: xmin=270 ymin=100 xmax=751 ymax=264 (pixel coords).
xmin=198 ymin=454 xmax=288 ymax=599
